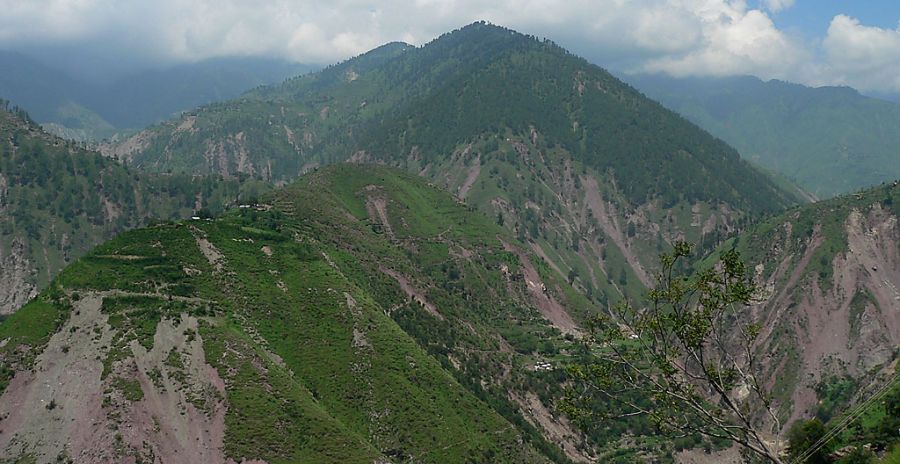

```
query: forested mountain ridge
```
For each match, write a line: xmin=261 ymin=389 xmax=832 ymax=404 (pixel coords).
xmin=105 ymin=22 xmax=800 ymax=309
xmin=628 ymin=73 xmax=900 ymax=198
xmin=0 ymin=103 xmax=268 ymax=314
xmin=112 ymin=23 xmax=793 ymax=212
xmin=0 ymin=165 xmax=703 ymax=463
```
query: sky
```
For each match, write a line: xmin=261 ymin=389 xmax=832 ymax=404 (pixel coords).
xmin=2 ymin=0 xmax=900 ymax=93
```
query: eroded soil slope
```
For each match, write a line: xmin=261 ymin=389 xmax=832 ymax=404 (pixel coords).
xmin=736 ymin=183 xmax=900 ymax=427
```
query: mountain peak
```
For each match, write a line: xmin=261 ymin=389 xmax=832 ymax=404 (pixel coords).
xmin=456 ymin=20 xmax=517 ymax=34
xmin=421 ymin=21 xmax=553 ymax=56
xmin=365 ymin=40 xmax=415 ymax=55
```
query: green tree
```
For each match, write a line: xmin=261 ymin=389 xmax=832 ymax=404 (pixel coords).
xmin=564 ymin=242 xmax=784 ymax=463
xmin=786 ymin=419 xmax=828 ymax=464
xmin=874 ymin=383 xmax=900 ymax=448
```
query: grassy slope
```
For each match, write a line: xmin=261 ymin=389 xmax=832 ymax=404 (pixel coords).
xmin=1 ymin=165 xmax=589 ymax=463
xmin=277 ymin=165 xmax=594 ymax=461
xmin=0 ymin=164 xmax=727 ymax=462
xmin=264 ymin=165 xmax=720 ymax=461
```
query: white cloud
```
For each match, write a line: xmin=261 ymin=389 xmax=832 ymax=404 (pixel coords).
xmin=0 ymin=0 xmax=113 ymax=42
xmin=762 ymin=0 xmax=794 ymax=13
xmin=0 ymin=0 xmax=792 ymax=66
xmin=639 ymin=2 xmax=807 ymax=79
xmin=0 ymin=0 xmax=898 ymax=94
xmin=817 ymin=14 xmax=900 ymax=92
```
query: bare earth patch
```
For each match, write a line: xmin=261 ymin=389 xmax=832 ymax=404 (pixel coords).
xmin=94 ymin=254 xmax=149 ymax=260
xmin=379 ymin=268 xmax=444 ymax=320
xmin=0 ymin=294 xmax=112 ymax=462
xmin=510 ymin=392 xmax=593 ymax=463
xmin=500 ymin=239 xmax=580 ymax=335
xmin=192 ymin=227 xmax=226 ymax=273
xmin=99 ymin=129 xmax=154 ymax=162
xmin=345 ymin=292 xmax=372 ymax=349
xmin=175 ymin=115 xmax=197 ymax=134
xmin=457 ymin=154 xmax=481 ymax=199
xmin=580 ymin=175 xmax=652 ymax=287
xmin=364 ymin=188 xmax=396 ymax=240
xmin=122 ymin=315 xmax=228 ymax=464
xmin=753 ymin=205 xmax=900 ymax=427
xmin=0 ymin=237 xmax=36 ymax=315
xmin=0 ymin=293 xmax=234 ymax=463
xmin=675 ymin=444 xmax=743 ymax=464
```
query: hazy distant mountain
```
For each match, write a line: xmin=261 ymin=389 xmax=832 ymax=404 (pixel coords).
xmin=0 ymin=51 xmax=93 ymax=126
xmin=627 ymin=74 xmax=900 ymax=198
xmin=0 ymin=52 xmax=316 ymax=140
xmin=93 ymin=57 xmax=317 ymax=129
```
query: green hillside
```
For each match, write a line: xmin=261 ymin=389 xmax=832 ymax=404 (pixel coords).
xmin=628 ymin=74 xmax=900 ymax=198
xmin=1 ymin=164 xmax=751 ymax=462
xmin=0 ymin=103 xmax=269 ymax=314
xmin=0 ymin=164 xmax=690 ymax=462
xmin=5 ymin=21 xmax=898 ymax=462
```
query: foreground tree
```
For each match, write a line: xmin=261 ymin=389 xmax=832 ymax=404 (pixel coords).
xmin=786 ymin=419 xmax=828 ymax=464
xmin=563 ymin=242 xmax=784 ymax=463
